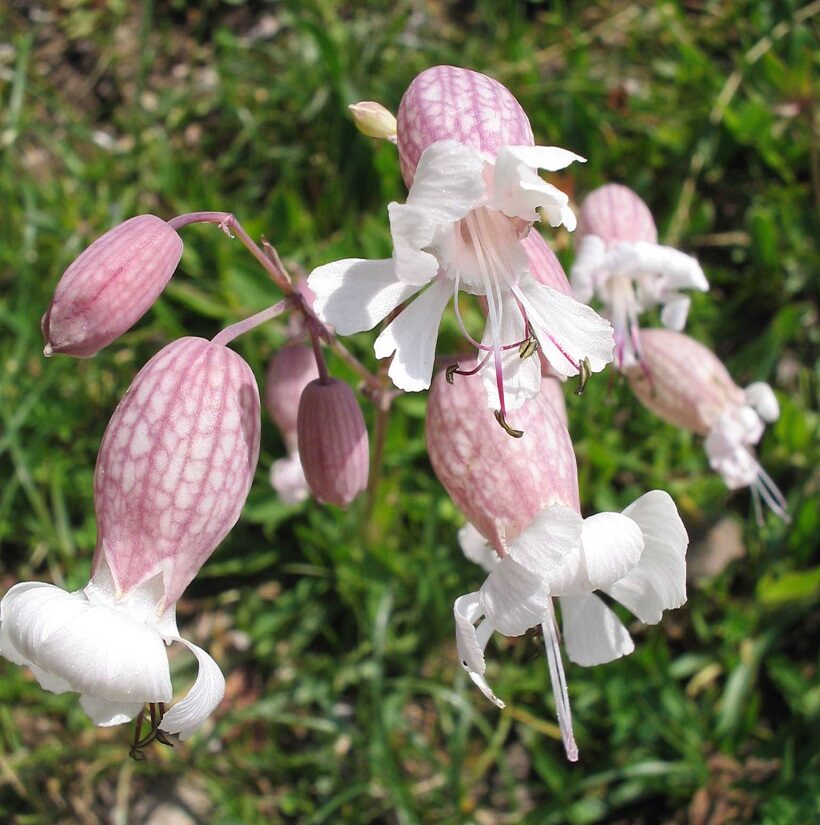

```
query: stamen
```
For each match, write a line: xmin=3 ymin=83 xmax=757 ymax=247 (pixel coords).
xmin=519 ymin=336 xmax=538 ymax=360
xmin=574 ymin=357 xmax=591 ymax=396
xmin=447 ymin=351 xmax=493 ymax=383
xmin=129 ymin=702 xmax=175 ymax=760
xmin=542 ymin=600 xmax=578 ymax=762
xmin=494 ymin=410 xmax=524 ymax=438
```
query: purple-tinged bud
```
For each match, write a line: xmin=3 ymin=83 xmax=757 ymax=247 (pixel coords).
xmin=576 ymin=183 xmax=658 ymax=247
xmin=93 ymin=337 xmax=261 ymax=610
xmin=624 ymin=328 xmax=744 ymax=435
xmin=426 ymin=365 xmax=578 ymax=554
xmin=42 ymin=215 xmax=183 ymax=357
xmin=522 ymin=231 xmax=572 ymax=297
xmin=297 ymin=378 xmax=369 ymax=507
xmin=396 ymin=65 xmax=535 ymax=187
xmin=264 ymin=345 xmax=320 ymax=451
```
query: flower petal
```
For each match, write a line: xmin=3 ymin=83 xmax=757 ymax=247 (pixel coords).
xmin=458 ymin=523 xmax=499 ymax=572
xmin=514 ymin=274 xmax=614 ymax=377
xmin=631 ymin=242 xmax=709 ymax=292
xmin=480 ymin=556 xmax=551 ymax=637
xmin=570 ymin=234 xmax=606 ymax=303
xmin=308 ymin=258 xmax=418 ymax=335
xmin=481 ymin=289 xmax=542 ymax=412
xmin=0 ymin=582 xmax=172 ymax=705
xmin=560 ymin=593 xmax=634 ymax=666
xmin=744 ymin=382 xmax=779 ymax=423
xmin=502 ymin=145 xmax=587 ymax=173
xmin=159 ymin=637 xmax=225 ymax=741
xmin=660 ymin=293 xmax=691 ymax=331
xmin=606 ymin=491 xmax=688 ymax=624
xmin=454 ymin=593 xmax=505 ymax=708
xmin=405 ymin=140 xmax=486 ymax=221
xmin=580 ymin=512 xmax=644 ymax=590
xmin=79 ymin=696 xmax=144 ymax=727
xmin=374 ymin=276 xmax=452 ymax=391
xmin=508 ymin=505 xmax=584 ymax=588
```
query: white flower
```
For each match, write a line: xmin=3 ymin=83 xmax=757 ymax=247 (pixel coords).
xmin=704 ymin=382 xmax=787 ymax=519
xmin=571 ymin=235 xmax=708 ymax=369
xmin=455 ymin=491 xmax=688 ymax=761
xmin=0 ymin=559 xmax=224 ymax=740
xmin=308 ymin=140 xmax=613 ymax=421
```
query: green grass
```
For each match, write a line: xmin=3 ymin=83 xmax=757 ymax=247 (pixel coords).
xmin=0 ymin=1 xmax=817 ymax=822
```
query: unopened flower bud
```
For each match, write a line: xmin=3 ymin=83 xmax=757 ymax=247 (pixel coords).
xmin=42 ymin=215 xmax=183 ymax=357
xmin=348 ymin=101 xmax=397 ymax=141
xmin=297 ymin=378 xmax=369 ymax=507
xmin=265 ymin=345 xmax=320 ymax=451
xmin=94 ymin=336 xmax=261 ymax=609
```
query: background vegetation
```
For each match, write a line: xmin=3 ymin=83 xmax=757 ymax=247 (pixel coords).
xmin=0 ymin=1 xmax=817 ymax=822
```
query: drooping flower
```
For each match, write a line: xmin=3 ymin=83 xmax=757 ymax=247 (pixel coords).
xmin=571 ymin=184 xmax=708 ymax=369
xmin=42 ymin=215 xmax=183 ymax=357
xmin=309 ymin=66 xmax=613 ymax=427
xmin=625 ymin=328 xmax=786 ymax=520
xmin=297 ymin=377 xmax=369 ymax=507
xmin=0 ymin=337 xmax=260 ymax=740
xmin=264 ymin=344 xmax=320 ymax=504
xmin=426 ymin=364 xmax=688 ymax=760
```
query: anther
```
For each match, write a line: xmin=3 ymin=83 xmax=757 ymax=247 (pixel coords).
xmin=494 ymin=410 xmax=524 ymax=438
xmin=575 ymin=357 xmax=591 ymax=396
xmin=519 ymin=337 xmax=538 ymax=360
xmin=446 ymin=364 xmax=460 ymax=384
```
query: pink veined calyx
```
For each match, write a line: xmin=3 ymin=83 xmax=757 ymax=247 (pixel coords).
xmin=0 ymin=337 xmax=261 ymax=747
xmin=308 ymin=65 xmax=614 ymax=433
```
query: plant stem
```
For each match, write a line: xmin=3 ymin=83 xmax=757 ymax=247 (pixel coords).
xmin=211 ymin=299 xmax=290 ymax=347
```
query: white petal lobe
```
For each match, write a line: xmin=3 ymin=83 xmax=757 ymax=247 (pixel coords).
xmin=308 ymin=258 xmax=418 ymax=335
xmin=560 ymin=593 xmax=634 ymax=666
xmin=580 ymin=512 xmax=644 ymax=590
xmin=159 ymin=637 xmax=225 ymax=741
xmin=374 ymin=277 xmax=452 ymax=391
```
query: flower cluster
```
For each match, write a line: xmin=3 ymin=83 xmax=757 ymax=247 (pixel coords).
xmin=1 ymin=63 xmax=787 ymax=765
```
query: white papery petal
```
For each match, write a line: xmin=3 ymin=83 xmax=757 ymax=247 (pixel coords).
xmin=705 ymin=426 xmax=760 ymax=489
xmin=481 ymin=289 xmax=541 ymax=412
xmin=660 ymin=294 xmax=691 ymax=330
xmin=514 ymin=274 xmax=614 ymax=377
xmin=454 ymin=593 xmax=505 ymax=708
xmin=560 ymin=593 xmax=634 ymax=666
xmin=508 ymin=505 xmax=584 ymax=590
xmin=270 ymin=452 xmax=310 ymax=505
xmin=406 ymin=140 xmax=486 ymax=222
xmin=606 ymin=491 xmax=688 ymax=624
xmin=631 ymin=242 xmax=709 ymax=291
xmin=308 ymin=258 xmax=418 ymax=335
xmin=388 ymin=199 xmax=440 ymax=287
xmin=159 ymin=638 xmax=225 ymax=741
xmin=502 ymin=145 xmax=587 ymax=173
xmin=570 ymin=235 xmax=606 ymax=303
xmin=744 ymin=382 xmax=779 ymax=423
xmin=480 ymin=556 xmax=551 ymax=637
xmin=580 ymin=512 xmax=644 ymax=590
xmin=458 ymin=523 xmax=499 ymax=572
xmin=0 ymin=582 xmax=172 ymax=704
xmin=79 ymin=696 xmax=144 ymax=727
xmin=374 ymin=276 xmax=452 ymax=392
